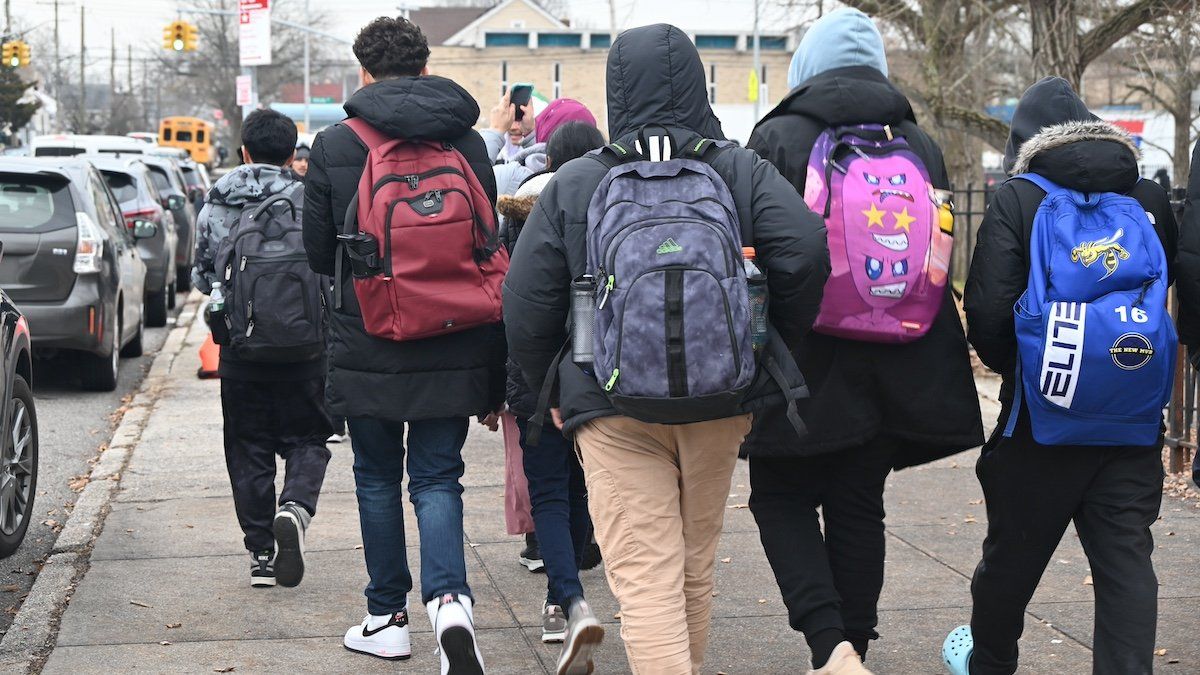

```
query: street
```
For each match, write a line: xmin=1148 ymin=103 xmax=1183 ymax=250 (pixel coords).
xmin=0 ymin=300 xmax=183 ymax=636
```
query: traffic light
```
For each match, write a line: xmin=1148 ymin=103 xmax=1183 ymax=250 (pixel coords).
xmin=183 ymin=22 xmax=198 ymax=52
xmin=1 ymin=40 xmax=28 ymax=68
xmin=161 ymin=21 xmax=198 ymax=52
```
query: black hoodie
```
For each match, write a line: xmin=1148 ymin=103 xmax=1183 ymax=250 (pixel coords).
xmin=964 ymin=77 xmax=1179 ymax=427
xmin=1179 ymin=138 xmax=1200 ymax=355
xmin=503 ymin=24 xmax=830 ymax=434
xmin=744 ymin=66 xmax=984 ymax=465
xmin=302 ymin=76 xmax=505 ymax=422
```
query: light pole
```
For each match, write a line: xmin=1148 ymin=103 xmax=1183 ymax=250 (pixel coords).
xmin=302 ymin=0 xmax=309 ymax=131
xmin=752 ymin=0 xmax=761 ymax=122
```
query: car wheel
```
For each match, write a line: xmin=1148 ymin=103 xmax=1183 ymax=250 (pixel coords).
xmin=145 ymin=285 xmax=169 ymax=328
xmin=81 ymin=317 xmax=120 ymax=391
xmin=167 ymin=280 xmax=177 ymax=309
xmin=0 ymin=375 xmax=37 ymax=559
xmin=121 ymin=308 xmax=145 ymax=358
xmin=175 ymin=266 xmax=192 ymax=293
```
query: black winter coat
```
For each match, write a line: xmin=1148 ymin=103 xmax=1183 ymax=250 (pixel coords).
xmin=302 ymin=76 xmax=506 ymax=422
xmin=1175 ymin=137 xmax=1200 ymax=356
xmin=503 ymin=24 xmax=830 ymax=435
xmin=744 ymin=66 xmax=984 ymax=466
xmin=964 ymin=77 xmax=1181 ymax=440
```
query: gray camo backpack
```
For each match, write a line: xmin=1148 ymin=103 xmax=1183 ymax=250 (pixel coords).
xmin=214 ymin=194 xmax=326 ymax=363
xmin=586 ymin=128 xmax=755 ymax=423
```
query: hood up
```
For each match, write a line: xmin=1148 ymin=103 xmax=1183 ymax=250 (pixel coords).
xmin=788 ymin=8 xmax=889 ymax=89
xmin=344 ymin=76 xmax=480 ymax=141
xmin=1004 ymin=77 xmax=1140 ymax=192
xmin=606 ymin=24 xmax=724 ymax=141
xmin=497 ymin=172 xmax=554 ymax=223
xmin=762 ymin=65 xmax=913 ymax=129
xmin=207 ymin=163 xmax=298 ymax=208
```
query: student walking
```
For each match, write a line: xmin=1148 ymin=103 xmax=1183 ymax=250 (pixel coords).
xmin=743 ymin=10 xmax=983 ymax=673
xmin=192 ymin=109 xmax=332 ymax=590
xmin=302 ymin=16 xmax=505 ymax=671
xmin=1181 ymin=136 xmax=1200 ymax=488
xmin=952 ymin=76 xmax=1184 ymax=675
xmin=504 ymin=24 xmax=829 ymax=675
xmin=498 ymin=121 xmax=607 ymax=666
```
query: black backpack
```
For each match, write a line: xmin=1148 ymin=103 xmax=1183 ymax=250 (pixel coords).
xmin=214 ymin=194 xmax=325 ymax=362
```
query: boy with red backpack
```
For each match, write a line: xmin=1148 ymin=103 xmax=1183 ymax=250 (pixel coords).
xmin=302 ymin=16 xmax=505 ymax=673
xmin=745 ymin=9 xmax=983 ymax=673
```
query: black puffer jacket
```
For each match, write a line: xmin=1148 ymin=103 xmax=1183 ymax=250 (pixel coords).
xmin=503 ymin=24 xmax=830 ymax=436
xmin=303 ymin=76 xmax=505 ymax=422
xmin=1176 ymin=137 xmax=1200 ymax=357
xmin=744 ymin=66 xmax=984 ymax=465
xmin=965 ymin=77 xmax=1180 ymax=431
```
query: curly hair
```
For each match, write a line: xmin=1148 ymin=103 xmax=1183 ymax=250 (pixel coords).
xmin=353 ymin=16 xmax=430 ymax=79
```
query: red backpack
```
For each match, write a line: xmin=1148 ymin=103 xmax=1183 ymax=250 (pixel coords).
xmin=337 ymin=117 xmax=508 ymax=341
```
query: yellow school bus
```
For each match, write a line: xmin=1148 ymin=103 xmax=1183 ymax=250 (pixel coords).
xmin=158 ymin=117 xmax=215 ymax=167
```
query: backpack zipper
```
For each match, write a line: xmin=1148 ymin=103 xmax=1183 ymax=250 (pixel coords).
xmin=371 ymin=167 xmax=466 ymax=196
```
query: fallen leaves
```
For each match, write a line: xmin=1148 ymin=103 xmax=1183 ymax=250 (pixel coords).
xmin=165 ymin=622 xmax=182 ymax=629
xmin=963 ymin=515 xmax=977 ymax=524
xmin=726 ymin=504 xmax=749 ymax=510
xmin=0 ymin=585 xmax=18 ymax=593
xmin=719 ymin=557 xmax=731 ymax=564
xmin=159 ymin=641 xmax=171 ymax=646
xmin=67 ymin=475 xmax=90 ymax=492
xmin=213 ymin=668 xmax=236 ymax=673
xmin=1155 ymin=648 xmax=1168 ymax=657
xmin=1083 ymin=575 xmax=1093 ymax=586
xmin=968 ymin=499 xmax=983 ymax=505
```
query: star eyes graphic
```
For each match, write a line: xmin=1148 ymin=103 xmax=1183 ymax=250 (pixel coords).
xmin=864 ymin=172 xmax=881 ymax=186
xmin=889 ymin=174 xmax=907 ymax=186
xmin=866 ymin=256 xmax=884 ymax=280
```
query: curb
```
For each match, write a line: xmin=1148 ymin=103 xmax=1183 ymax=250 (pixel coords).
xmin=0 ymin=292 xmax=204 ymax=673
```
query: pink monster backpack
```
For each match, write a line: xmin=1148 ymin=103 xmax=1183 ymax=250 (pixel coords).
xmin=804 ymin=124 xmax=953 ymax=343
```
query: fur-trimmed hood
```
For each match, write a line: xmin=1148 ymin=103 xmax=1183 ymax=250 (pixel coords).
xmin=1011 ymin=120 xmax=1140 ymax=175
xmin=1004 ymin=77 xmax=1141 ymax=193
xmin=497 ymin=171 xmax=554 ymax=223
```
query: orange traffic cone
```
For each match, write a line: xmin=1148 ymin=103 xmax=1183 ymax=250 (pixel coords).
xmin=197 ymin=333 xmax=220 ymax=379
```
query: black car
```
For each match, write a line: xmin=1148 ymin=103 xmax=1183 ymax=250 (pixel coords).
xmin=0 ymin=272 xmax=36 ymax=557
xmin=0 ymin=158 xmax=151 ymax=391
xmin=90 ymin=156 xmax=180 ymax=327
xmin=140 ymin=156 xmax=195 ymax=293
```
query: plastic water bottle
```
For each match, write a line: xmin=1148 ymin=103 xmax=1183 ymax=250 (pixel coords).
xmin=209 ymin=282 xmax=225 ymax=312
xmin=743 ymin=247 xmax=768 ymax=351
xmin=571 ymin=275 xmax=597 ymax=364
xmin=208 ymin=282 xmax=231 ymax=345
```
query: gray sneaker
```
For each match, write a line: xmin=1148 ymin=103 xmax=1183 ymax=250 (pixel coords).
xmin=273 ymin=502 xmax=311 ymax=588
xmin=541 ymin=602 xmax=567 ymax=643
xmin=556 ymin=597 xmax=604 ymax=675
xmin=249 ymin=549 xmax=275 ymax=587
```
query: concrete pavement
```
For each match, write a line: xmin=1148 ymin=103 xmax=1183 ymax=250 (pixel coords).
xmin=25 ymin=308 xmax=1200 ymax=673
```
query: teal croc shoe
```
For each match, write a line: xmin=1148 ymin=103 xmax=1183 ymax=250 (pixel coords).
xmin=942 ymin=625 xmax=973 ymax=675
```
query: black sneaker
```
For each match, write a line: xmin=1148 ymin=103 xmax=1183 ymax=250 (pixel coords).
xmin=579 ymin=539 xmax=602 ymax=571
xmin=273 ymin=502 xmax=311 ymax=588
xmin=519 ymin=532 xmax=544 ymax=573
xmin=250 ymin=549 xmax=275 ymax=587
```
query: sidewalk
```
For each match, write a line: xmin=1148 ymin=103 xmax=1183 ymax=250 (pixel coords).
xmin=32 ymin=309 xmax=1200 ymax=673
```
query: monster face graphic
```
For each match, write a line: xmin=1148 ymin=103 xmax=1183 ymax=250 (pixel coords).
xmin=843 ymin=161 xmax=932 ymax=308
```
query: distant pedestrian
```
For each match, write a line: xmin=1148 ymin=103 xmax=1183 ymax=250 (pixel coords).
xmin=303 ymin=16 xmax=505 ymax=672
xmin=504 ymin=24 xmax=829 ymax=674
xmin=192 ymin=108 xmax=332 ymax=590
xmin=1183 ymin=137 xmax=1200 ymax=490
xmin=488 ymin=96 xmax=597 ymax=198
xmin=744 ymin=9 xmax=983 ymax=673
xmin=498 ymin=121 xmax=607 ymax=659
xmin=954 ymin=76 xmax=1184 ymax=675
xmin=291 ymin=145 xmax=310 ymax=180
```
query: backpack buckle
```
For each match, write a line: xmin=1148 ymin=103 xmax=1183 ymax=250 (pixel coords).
xmin=883 ymin=125 xmax=894 ymax=141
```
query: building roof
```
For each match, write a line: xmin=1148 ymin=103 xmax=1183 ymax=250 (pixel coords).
xmin=410 ymin=6 xmax=492 ymax=46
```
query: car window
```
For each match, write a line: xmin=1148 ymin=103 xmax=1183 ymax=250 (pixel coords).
xmin=197 ymin=130 xmax=206 ymax=143
xmin=34 ymin=146 xmax=85 ymax=157
xmin=162 ymin=128 xmax=173 ymax=142
xmin=0 ymin=173 xmax=75 ymax=231
xmin=140 ymin=167 xmax=161 ymax=203
xmin=180 ymin=166 xmax=198 ymax=187
xmin=88 ymin=171 xmax=127 ymax=242
xmin=101 ymin=170 xmax=139 ymax=204
xmin=170 ymin=168 xmax=187 ymax=192
xmin=148 ymin=165 xmax=173 ymax=194
xmin=176 ymin=130 xmax=193 ymax=142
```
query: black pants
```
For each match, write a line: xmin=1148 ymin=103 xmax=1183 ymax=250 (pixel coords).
xmin=221 ymin=377 xmax=333 ymax=552
xmin=969 ymin=427 xmax=1163 ymax=675
xmin=749 ymin=440 xmax=895 ymax=659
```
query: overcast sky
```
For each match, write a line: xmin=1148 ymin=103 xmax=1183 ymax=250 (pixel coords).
xmin=14 ymin=0 xmax=813 ymax=76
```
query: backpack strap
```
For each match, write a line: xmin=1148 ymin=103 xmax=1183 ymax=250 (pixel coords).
xmin=342 ymin=117 xmax=392 ymax=150
xmin=250 ymin=193 xmax=297 ymax=222
xmin=1012 ymin=172 xmax=1067 ymax=197
xmin=526 ymin=338 xmax=572 ymax=447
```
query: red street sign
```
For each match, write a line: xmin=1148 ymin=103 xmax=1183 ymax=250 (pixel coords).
xmin=239 ymin=0 xmax=269 ymax=10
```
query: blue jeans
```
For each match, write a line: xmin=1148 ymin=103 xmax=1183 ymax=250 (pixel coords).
xmin=348 ymin=416 xmax=471 ymax=614
xmin=518 ymin=418 xmax=591 ymax=607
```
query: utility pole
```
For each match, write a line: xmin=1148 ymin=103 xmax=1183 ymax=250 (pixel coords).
xmin=302 ymin=0 xmax=310 ymax=131
xmin=127 ymin=44 xmax=132 ymax=93
xmin=751 ymin=0 xmax=761 ymax=122
xmin=609 ymin=0 xmax=618 ymax=36
xmin=78 ymin=7 xmax=85 ymax=132
xmin=4 ymin=0 xmax=10 ymax=33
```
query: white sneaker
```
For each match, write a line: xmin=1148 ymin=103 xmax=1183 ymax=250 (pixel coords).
xmin=807 ymin=641 xmax=873 ymax=675
xmin=343 ymin=610 xmax=412 ymax=661
xmin=327 ymin=433 xmax=348 ymax=444
xmin=426 ymin=593 xmax=485 ymax=675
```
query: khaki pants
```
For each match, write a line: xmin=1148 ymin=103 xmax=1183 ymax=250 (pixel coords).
xmin=575 ymin=414 xmax=752 ymax=675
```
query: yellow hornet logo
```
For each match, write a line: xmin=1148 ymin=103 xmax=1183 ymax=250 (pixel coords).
xmin=1071 ymin=229 xmax=1130 ymax=281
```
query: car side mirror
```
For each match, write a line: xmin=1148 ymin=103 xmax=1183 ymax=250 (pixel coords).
xmin=132 ymin=220 xmax=158 ymax=240
xmin=167 ymin=194 xmax=185 ymax=211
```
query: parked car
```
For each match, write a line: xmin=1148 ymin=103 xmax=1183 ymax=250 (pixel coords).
xmin=88 ymin=156 xmax=180 ymax=327
xmin=30 ymin=134 xmax=147 ymax=158
xmin=0 ymin=266 xmax=36 ymax=557
xmin=178 ymin=160 xmax=211 ymax=217
xmin=0 ymin=158 xmax=151 ymax=391
xmin=140 ymin=155 xmax=195 ymax=293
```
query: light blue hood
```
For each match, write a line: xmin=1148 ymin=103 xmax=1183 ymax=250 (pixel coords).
xmin=788 ymin=8 xmax=889 ymax=89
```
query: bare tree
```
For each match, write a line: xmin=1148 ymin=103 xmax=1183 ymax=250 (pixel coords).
xmin=1124 ymin=0 xmax=1200 ymax=182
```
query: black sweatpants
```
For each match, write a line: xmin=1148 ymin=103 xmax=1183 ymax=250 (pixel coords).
xmin=748 ymin=440 xmax=895 ymax=660
xmin=969 ymin=422 xmax=1163 ymax=675
xmin=221 ymin=377 xmax=333 ymax=552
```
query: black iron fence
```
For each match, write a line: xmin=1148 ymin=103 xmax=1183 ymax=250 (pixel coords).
xmin=949 ymin=183 xmax=997 ymax=287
